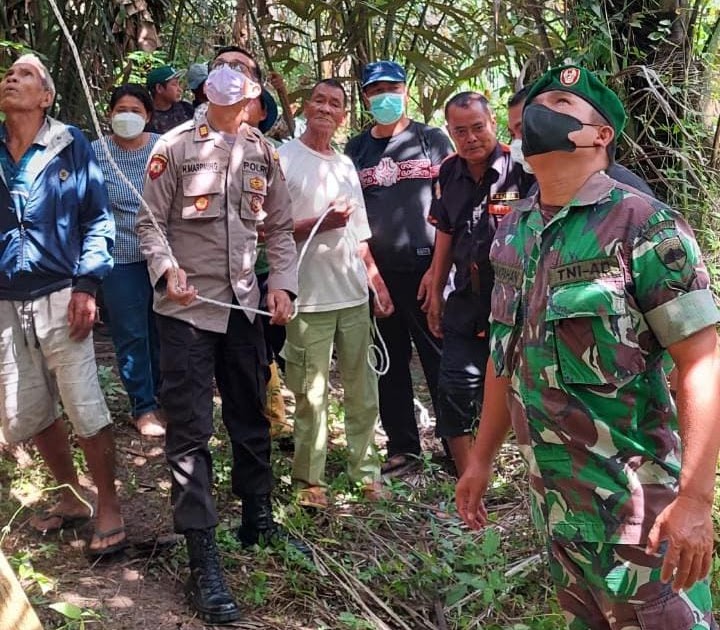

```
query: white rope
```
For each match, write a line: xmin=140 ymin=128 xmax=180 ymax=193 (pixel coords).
xmin=47 ymin=0 xmax=179 ymax=273
xmin=368 ymin=316 xmax=390 ymax=375
xmin=48 ymin=0 xmax=390 ymax=374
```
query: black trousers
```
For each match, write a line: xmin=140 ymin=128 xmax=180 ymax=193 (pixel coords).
xmin=257 ymin=271 xmax=287 ymax=370
xmin=376 ymin=268 xmax=442 ymax=457
xmin=436 ymin=291 xmax=490 ymax=438
xmin=156 ymin=310 xmax=271 ymax=533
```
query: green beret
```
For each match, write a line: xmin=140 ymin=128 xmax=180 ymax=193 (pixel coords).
xmin=525 ymin=65 xmax=627 ymax=136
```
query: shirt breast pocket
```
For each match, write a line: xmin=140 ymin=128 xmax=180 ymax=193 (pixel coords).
xmin=546 ymin=280 xmax=646 ymax=385
xmin=240 ymin=170 xmax=267 ymax=222
xmin=181 ymin=173 xmax=223 ymax=220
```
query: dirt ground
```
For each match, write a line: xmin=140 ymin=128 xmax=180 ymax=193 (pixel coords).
xmin=0 ymin=333 xmax=449 ymax=630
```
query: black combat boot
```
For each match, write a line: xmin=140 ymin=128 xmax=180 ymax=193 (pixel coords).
xmin=236 ymin=494 xmax=312 ymax=558
xmin=184 ymin=528 xmax=241 ymax=624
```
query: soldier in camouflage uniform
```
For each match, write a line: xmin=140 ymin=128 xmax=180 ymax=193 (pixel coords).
xmin=456 ymin=65 xmax=720 ymax=629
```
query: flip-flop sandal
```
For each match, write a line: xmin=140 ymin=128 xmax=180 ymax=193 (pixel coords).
xmin=380 ymin=453 xmax=419 ymax=477
xmin=133 ymin=412 xmax=166 ymax=438
xmin=87 ymin=526 xmax=129 ymax=559
xmin=31 ymin=510 xmax=90 ymax=534
xmin=297 ymin=486 xmax=329 ymax=509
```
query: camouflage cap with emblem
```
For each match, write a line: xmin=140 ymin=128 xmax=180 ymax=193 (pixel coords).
xmin=525 ymin=65 xmax=627 ymax=136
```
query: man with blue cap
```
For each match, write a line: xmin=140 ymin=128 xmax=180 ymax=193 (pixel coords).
xmin=186 ymin=62 xmax=208 ymax=109
xmin=457 ymin=64 xmax=720 ymax=629
xmin=346 ymin=60 xmax=453 ymax=477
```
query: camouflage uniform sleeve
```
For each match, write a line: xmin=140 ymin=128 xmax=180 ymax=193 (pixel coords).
xmin=136 ymin=136 xmax=179 ymax=287
xmin=489 ymin=217 xmax=524 ymax=377
xmin=632 ymin=207 xmax=719 ymax=347
xmin=263 ymin=145 xmax=298 ymax=297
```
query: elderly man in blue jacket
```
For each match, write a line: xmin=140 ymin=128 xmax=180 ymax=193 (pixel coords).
xmin=0 ymin=54 xmax=124 ymax=557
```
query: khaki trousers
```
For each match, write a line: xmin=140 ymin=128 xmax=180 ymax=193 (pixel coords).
xmin=283 ymin=303 xmax=380 ymax=487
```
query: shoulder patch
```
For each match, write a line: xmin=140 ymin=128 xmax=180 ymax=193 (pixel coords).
xmin=654 ymin=236 xmax=687 ymax=271
xmin=148 ymin=154 xmax=168 ymax=180
xmin=643 ymin=219 xmax=675 ymax=241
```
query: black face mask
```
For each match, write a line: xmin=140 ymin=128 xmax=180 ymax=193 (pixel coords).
xmin=522 ymin=102 xmax=599 ymax=157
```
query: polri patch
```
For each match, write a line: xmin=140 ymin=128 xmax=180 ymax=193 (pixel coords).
xmin=249 ymin=176 xmax=264 ymax=192
xmin=251 ymin=194 xmax=264 ymax=213
xmin=148 ymin=154 xmax=168 ymax=180
xmin=194 ymin=196 xmax=210 ymax=212
xmin=655 ymin=236 xmax=687 ymax=271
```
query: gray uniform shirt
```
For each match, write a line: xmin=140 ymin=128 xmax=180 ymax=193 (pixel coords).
xmin=137 ymin=112 xmax=297 ymax=333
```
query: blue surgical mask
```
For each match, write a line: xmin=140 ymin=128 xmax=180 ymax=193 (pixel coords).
xmin=368 ymin=93 xmax=405 ymax=125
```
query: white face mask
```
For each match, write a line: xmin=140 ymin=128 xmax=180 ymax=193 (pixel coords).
xmin=204 ymin=64 xmax=261 ymax=107
xmin=111 ymin=112 xmax=146 ymax=140
xmin=510 ymin=138 xmax=534 ymax=174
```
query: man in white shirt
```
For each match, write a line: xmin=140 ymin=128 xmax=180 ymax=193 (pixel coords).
xmin=279 ymin=79 xmax=393 ymax=508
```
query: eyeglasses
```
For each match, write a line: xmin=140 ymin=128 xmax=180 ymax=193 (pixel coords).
xmin=210 ymin=60 xmax=255 ymax=78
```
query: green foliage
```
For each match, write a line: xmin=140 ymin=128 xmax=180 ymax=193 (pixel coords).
xmin=10 ymin=551 xmax=56 ymax=595
xmin=48 ymin=601 xmax=104 ymax=629
xmin=115 ymin=50 xmax=169 ymax=87
xmin=96 ymin=365 xmax=125 ymax=404
xmin=338 ymin=611 xmax=375 ymax=629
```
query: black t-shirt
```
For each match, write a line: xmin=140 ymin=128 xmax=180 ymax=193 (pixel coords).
xmin=149 ymin=101 xmax=194 ymax=135
xmin=345 ymin=121 xmax=453 ymax=273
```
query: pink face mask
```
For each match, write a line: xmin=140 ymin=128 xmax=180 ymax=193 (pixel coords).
xmin=204 ymin=64 xmax=261 ymax=106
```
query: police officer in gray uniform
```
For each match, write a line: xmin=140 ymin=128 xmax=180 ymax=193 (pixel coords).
xmin=137 ymin=46 xmax=297 ymax=624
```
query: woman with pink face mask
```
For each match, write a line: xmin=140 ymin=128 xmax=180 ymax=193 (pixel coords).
xmin=91 ymin=84 xmax=165 ymax=437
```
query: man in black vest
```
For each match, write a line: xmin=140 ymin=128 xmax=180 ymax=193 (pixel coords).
xmin=427 ymin=92 xmax=532 ymax=475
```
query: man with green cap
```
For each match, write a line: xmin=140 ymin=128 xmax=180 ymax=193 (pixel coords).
xmin=147 ymin=65 xmax=193 ymax=134
xmin=456 ymin=65 xmax=720 ymax=628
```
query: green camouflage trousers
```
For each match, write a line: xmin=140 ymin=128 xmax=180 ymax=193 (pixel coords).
xmin=549 ymin=540 xmax=717 ymax=629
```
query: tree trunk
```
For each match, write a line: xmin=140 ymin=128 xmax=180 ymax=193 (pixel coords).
xmin=232 ymin=0 xmax=249 ymax=47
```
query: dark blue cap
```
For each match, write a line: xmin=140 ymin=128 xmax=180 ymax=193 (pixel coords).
xmin=259 ymin=88 xmax=278 ymax=134
xmin=361 ymin=60 xmax=406 ymax=88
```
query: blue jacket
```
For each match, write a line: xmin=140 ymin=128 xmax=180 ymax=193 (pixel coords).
xmin=0 ymin=118 xmax=114 ymax=300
